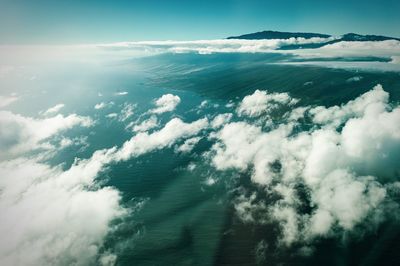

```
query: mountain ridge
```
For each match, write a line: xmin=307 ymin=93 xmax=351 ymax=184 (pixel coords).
xmin=227 ymin=30 xmax=331 ymax=40
xmin=227 ymin=30 xmax=400 ymax=49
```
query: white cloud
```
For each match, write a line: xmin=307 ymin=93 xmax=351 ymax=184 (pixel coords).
xmin=104 ymin=103 xmax=135 ymax=122
xmin=309 ymin=84 xmax=388 ymax=128
xmin=59 ymin=137 xmax=73 ymax=148
xmin=323 ymin=40 xmax=400 ymax=51
xmin=132 ymin=116 xmax=158 ymax=132
xmin=99 ymin=253 xmax=117 ymax=266
xmin=42 ymin=104 xmax=65 ymax=115
xmin=0 ymin=149 xmax=125 ymax=266
xmin=98 ymin=37 xmax=337 ymax=54
xmin=237 ymin=90 xmax=298 ymax=117
xmin=199 ymin=100 xmax=208 ymax=108
xmin=289 ymin=40 xmax=400 ymax=60
xmin=211 ymin=113 xmax=233 ymax=129
xmin=106 ymin=113 xmax=118 ymax=119
xmin=150 ymin=94 xmax=181 ymax=114
xmin=308 ymin=169 xmax=385 ymax=235
xmin=176 ymin=136 xmax=201 ymax=153
xmin=115 ymin=117 xmax=208 ymax=160
xmin=95 ymin=102 xmax=106 ymax=109
xmin=0 ymin=108 xmax=210 ymax=265
xmin=210 ymin=85 xmax=400 ymax=246
xmin=115 ymin=91 xmax=128 ymax=96
xmin=119 ymin=103 xmax=135 ymax=122
xmin=59 ymin=136 xmax=89 ymax=151
xmin=0 ymin=95 xmax=18 ymax=108
xmin=0 ymin=111 xmax=93 ymax=158
xmin=284 ymin=40 xmax=400 ymax=71
xmin=94 ymin=102 xmax=114 ymax=110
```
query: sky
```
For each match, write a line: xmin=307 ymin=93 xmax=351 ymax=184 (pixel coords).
xmin=0 ymin=0 xmax=399 ymax=44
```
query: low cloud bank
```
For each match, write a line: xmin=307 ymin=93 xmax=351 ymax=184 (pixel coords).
xmin=97 ymin=39 xmax=400 ymax=60
xmin=98 ymin=37 xmax=335 ymax=54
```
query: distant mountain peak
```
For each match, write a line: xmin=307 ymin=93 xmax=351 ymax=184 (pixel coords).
xmin=227 ymin=30 xmax=331 ymax=40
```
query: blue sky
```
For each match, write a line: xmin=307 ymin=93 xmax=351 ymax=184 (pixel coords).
xmin=1 ymin=0 xmax=399 ymax=44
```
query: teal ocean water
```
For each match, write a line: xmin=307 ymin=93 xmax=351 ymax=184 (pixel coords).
xmin=2 ymin=50 xmax=400 ymax=266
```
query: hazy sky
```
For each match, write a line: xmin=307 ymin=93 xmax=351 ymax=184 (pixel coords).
xmin=1 ymin=0 xmax=399 ymax=44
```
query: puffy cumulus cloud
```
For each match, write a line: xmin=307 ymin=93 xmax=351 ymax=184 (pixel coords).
xmin=150 ymin=94 xmax=181 ymax=114
xmin=210 ymin=84 xmax=400 ymax=247
xmin=102 ymin=116 xmax=208 ymax=162
xmin=308 ymin=170 xmax=386 ymax=235
xmin=0 ymin=95 xmax=18 ymax=108
xmin=115 ymin=117 xmax=208 ymax=160
xmin=132 ymin=115 xmax=158 ymax=132
xmin=175 ymin=137 xmax=201 ymax=153
xmin=211 ymin=113 xmax=233 ymax=129
xmin=237 ymin=90 xmax=298 ymax=117
xmin=100 ymin=116 xmax=207 ymax=162
xmin=309 ymin=84 xmax=388 ymax=128
xmin=0 ymin=149 xmax=125 ymax=266
xmin=41 ymin=103 xmax=65 ymax=116
xmin=211 ymin=121 xmax=302 ymax=185
xmin=0 ymin=111 xmax=93 ymax=158
xmin=98 ymin=37 xmax=336 ymax=54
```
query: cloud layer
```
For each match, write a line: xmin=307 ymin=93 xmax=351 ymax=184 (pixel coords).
xmin=210 ymin=84 xmax=400 ymax=247
xmin=0 ymin=111 xmax=93 ymax=158
xmin=0 ymin=152 xmax=124 ymax=266
xmin=0 ymin=100 xmax=208 ymax=265
xmin=98 ymin=37 xmax=336 ymax=54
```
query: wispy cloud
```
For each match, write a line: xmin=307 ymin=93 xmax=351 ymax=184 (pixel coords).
xmin=0 ymin=95 xmax=18 ymax=108
xmin=41 ymin=103 xmax=65 ymax=115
